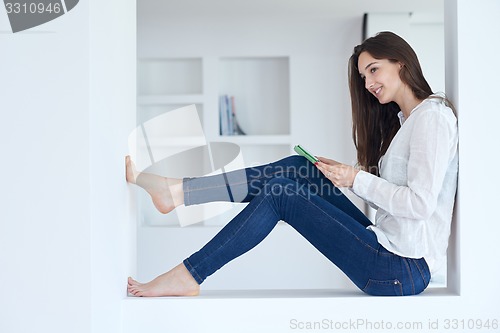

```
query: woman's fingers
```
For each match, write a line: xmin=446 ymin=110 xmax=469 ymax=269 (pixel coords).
xmin=317 ymin=156 xmax=340 ymax=166
xmin=315 ymin=163 xmax=359 ymax=188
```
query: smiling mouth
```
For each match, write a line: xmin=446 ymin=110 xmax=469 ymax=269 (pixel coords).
xmin=372 ymin=87 xmax=382 ymax=97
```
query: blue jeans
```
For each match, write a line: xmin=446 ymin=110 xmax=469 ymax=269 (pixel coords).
xmin=182 ymin=156 xmax=430 ymax=296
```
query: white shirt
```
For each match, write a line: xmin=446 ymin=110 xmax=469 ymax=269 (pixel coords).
xmin=351 ymin=97 xmax=458 ymax=274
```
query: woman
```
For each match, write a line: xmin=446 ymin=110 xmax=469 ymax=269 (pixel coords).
xmin=126 ymin=31 xmax=458 ymax=297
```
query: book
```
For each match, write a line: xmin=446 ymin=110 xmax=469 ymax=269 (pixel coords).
xmin=219 ymin=94 xmax=246 ymax=135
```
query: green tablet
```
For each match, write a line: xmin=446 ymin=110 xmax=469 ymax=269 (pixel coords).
xmin=294 ymin=144 xmax=319 ymax=164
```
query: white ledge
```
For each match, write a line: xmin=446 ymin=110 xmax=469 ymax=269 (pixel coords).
xmin=123 ymin=287 xmax=457 ymax=301
xmin=122 ymin=288 xmax=460 ymax=333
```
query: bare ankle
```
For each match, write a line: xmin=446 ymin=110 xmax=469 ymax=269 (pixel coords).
xmin=168 ymin=178 xmax=185 ymax=207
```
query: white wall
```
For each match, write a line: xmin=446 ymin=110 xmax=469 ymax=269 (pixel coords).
xmin=446 ymin=0 xmax=500 ymax=299
xmin=0 ymin=4 xmax=91 ymax=333
xmin=89 ymin=1 xmax=136 ymax=332
xmin=366 ymin=12 xmax=445 ymax=101
xmin=0 ymin=1 xmax=136 ymax=333
xmin=410 ymin=21 xmax=445 ymax=94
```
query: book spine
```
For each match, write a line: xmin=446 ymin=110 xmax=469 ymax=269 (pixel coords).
xmin=219 ymin=95 xmax=228 ymax=135
xmin=226 ymin=95 xmax=234 ymax=135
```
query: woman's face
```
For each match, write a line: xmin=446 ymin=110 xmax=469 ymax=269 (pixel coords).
xmin=358 ymin=51 xmax=404 ymax=105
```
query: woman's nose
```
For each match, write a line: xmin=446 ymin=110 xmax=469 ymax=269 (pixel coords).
xmin=365 ymin=78 xmax=374 ymax=90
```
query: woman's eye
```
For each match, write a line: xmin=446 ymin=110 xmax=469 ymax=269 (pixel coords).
xmin=370 ymin=67 xmax=378 ymax=74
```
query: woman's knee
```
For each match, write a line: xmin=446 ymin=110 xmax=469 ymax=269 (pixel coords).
xmin=281 ymin=155 xmax=309 ymax=167
xmin=263 ymin=177 xmax=308 ymax=203
xmin=265 ymin=177 xmax=296 ymax=189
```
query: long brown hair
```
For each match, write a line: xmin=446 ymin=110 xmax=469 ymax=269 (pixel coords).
xmin=349 ymin=31 xmax=435 ymax=175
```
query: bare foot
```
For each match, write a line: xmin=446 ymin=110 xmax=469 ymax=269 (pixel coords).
xmin=127 ymin=263 xmax=200 ymax=297
xmin=125 ymin=156 xmax=184 ymax=214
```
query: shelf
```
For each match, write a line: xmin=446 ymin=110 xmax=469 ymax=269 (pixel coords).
xmin=145 ymin=137 xmax=207 ymax=147
xmin=219 ymin=57 xmax=290 ymax=136
xmin=136 ymin=56 xmax=293 ymax=227
xmin=122 ymin=289 xmax=456 ymax=333
xmin=137 ymin=94 xmax=204 ymax=105
xmin=214 ymin=135 xmax=291 ymax=145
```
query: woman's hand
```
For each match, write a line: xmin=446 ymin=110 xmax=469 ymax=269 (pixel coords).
xmin=316 ymin=156 xmax=340 ymax=166
xmin=315 ymin=157 xmax=359 ymax=188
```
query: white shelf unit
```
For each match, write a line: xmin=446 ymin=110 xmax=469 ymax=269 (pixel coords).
xmin=137 ymin=57 xmax=205 ymax=126
xmin=218 ymin=57 xmax=290 ymax=136
xmin=136 ymin=56 xmax=292 ymax=227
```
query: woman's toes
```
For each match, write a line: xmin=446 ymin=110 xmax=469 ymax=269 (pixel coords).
xmin=125 ymin=156 xmax=138 ymax=184
xmin=127 ymin=277 xmax=147 ymax=297
xmin=130 ymin=287 xmax=143 ymax=296
xmin=129 ymin=287 xmax=140 ymax=296
xmin=128 ymin=277 xmax=139 ymax=286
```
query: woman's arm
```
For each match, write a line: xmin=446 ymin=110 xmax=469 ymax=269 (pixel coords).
xmin=351 ymin=108 xmax=458 ymax=220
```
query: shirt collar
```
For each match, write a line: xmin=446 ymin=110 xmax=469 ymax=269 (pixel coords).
xmin=397 ymin=111 xmax=406 ymax=125
xmin=398 ymin=97 xmax=432 ymax=125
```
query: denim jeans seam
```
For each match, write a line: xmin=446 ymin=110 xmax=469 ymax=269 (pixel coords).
xmin=184 ymin=182 xmax=248 ymax=192
xmin=183 ymin=178 xmax=191 ymax=205
xmin=184 ymin=170 xmax=289 ymax=193
xmin=263 ymin=193 xmax=281 ymax=220
xmin=396 ymin=280 xmax=403 ymax=296
xmin=413 ymin=259 xmax=424 ymax=281
xmin=183 ymin=258 xmax=203 ymax=284
xmin=376 ymin=250 xmax=395 ymax=257
xmin=402 ymin=258 xmax=416 ymax=295
xmin=412 ymin=259 xmax=429 ymax=286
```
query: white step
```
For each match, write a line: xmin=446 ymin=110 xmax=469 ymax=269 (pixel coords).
xmin=122 ymin=288 xmax=453 ymax=333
